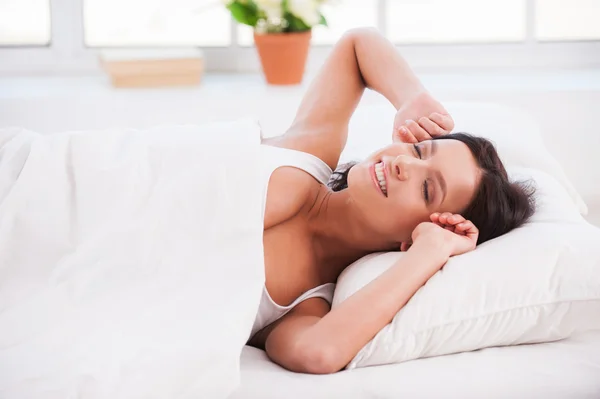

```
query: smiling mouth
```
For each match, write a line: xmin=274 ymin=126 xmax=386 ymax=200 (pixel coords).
xmin=374 ymin=162 xmax=387 ymax=196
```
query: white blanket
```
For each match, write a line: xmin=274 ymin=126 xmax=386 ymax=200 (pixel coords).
xmin=0 ymin=125 xmax=267 ymax=398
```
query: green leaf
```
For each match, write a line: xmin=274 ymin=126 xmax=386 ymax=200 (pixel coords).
xmin=284 ymin=12 xmax=310 ymax=32
xmin=319 ymin=13 xmax=328 ymax=27
xmin=227 ymin=2 xmax=259 ymax=27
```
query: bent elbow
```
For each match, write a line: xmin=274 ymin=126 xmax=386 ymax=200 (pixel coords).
xmin=344 ymin=27 xmax=380 ymax=41
xmin=294 ymin=343 xmax=346 ymax=375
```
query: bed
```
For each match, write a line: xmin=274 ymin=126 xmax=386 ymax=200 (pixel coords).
xmin=231 ymin=331 xmax=600 ymax=399
xmin=1 ymin=97 xmax=598 ymax=398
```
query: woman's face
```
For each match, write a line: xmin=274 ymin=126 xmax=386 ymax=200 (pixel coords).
xmin=346 ymin=139 xmax=481 ymax=243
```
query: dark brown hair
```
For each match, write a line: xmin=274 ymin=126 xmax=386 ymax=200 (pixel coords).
xmin=327 ymin=133 xmax=536 ymax=245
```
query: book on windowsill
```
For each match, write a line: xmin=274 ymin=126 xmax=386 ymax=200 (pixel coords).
xmin=99 ymin=48 xmax=204 ymax=88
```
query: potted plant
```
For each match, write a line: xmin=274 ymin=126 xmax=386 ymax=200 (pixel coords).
xmin=224 ymin=0 xmax=329 ymax=85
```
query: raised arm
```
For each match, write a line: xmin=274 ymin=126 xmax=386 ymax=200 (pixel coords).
xmin=264 ymin=28 xmax=432 ymax=170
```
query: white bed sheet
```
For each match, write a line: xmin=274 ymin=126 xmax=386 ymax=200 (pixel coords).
xmin=230 ymin=331 xmax=600 ymax=399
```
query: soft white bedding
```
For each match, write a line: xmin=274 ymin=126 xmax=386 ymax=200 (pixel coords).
xmin=0 ymin=123 xmax=267 ymax=398
xmin=231 ymin=331 xmax=600 ymax=399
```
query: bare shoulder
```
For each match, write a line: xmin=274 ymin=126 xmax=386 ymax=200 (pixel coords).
xmin=262 ymin=126 xmax=347 ymax=172
xmin=264 ymin=163 xmax=323 ymax=230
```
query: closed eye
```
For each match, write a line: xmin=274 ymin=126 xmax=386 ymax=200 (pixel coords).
xmin=413 ymin=144 xmax=430 ymax=204
xmin=413 ymin=144 xmax=422 ymax=159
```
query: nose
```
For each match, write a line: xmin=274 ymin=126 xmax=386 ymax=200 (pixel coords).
xmin=389 ymin=155 xmax=419 ymax=182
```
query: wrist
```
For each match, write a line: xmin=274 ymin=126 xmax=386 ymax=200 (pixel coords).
xmin=391 ymin=86 xmax=427 ymax=111
xmin=399 ymin=237 xmax=450 ymax=282
xmin=410 ymin=235 xmax=452 ymax=263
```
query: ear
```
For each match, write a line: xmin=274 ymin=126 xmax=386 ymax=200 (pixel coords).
xmin=400 ymin=241 xmax=412 ymax=252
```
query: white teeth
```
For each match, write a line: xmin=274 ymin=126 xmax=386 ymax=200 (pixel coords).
xmin=375 ymin=162 xmax=387 ymax=195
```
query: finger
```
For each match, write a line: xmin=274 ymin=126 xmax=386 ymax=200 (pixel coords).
xmin=459 ymin=221 xmax=479 ymax=241
xmin=451 ymin=226 xmax=468 ymax=236
xmin=395 ymin=126 xmax=418 ymax=143
xmin=454 ymin=221 xmax=472 ymax=232
xmin=448 ymin=214 xmax=465 ymax=225
xmin=392 ymin=125 xmax=406 ymax=143
xmin=418 ymin=117 xmax=445 ymax=137
xmin=432 ymin=221 xmax=446 ymax=229
xmin=430 ymin=212 xmax=440 ymax=223
xmin=429 ymin=113 xmax=454 ymax=132
xmin=405 ymin=120 xmax=431 ymax=142
xmin=466 ymin=226 xmax=479 ymax=242
xmin=439 ymin=212 xmax=453 ymax=225
xmin=428 ymin=113 xmax=450 ymax=131
xmin=444 ymin=226 xmax=454 ymax=232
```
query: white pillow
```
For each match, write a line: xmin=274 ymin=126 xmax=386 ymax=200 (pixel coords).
xmin=333 ymin=103 xmax=600 ymax=369
xmin=343 ymin=102 xmax=588 ymax=215
xmin=334 ymin=168 xmax=600 ymax=369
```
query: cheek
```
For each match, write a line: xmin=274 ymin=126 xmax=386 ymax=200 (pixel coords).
xmin=390 ymin=186 xmax=421 ymax=214
xmin=385 ymin=191 xmax=429 ymax=233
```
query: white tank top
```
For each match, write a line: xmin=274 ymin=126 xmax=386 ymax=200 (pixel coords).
xmin=249 ymin=144 xmax=336 ymax=340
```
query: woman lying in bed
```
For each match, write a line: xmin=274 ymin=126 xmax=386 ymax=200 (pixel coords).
xmin=251 ymin=28 xmax=535 ymax=373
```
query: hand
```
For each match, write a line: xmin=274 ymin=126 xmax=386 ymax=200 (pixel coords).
xmin=392 ymin=92 xmax=454 ymax=143
xmin=404 ymin=212 xmax=479 ymax=257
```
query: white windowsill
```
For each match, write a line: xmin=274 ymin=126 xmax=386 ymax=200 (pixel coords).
xmin=1 ymin=69 xmax=600 ymax=101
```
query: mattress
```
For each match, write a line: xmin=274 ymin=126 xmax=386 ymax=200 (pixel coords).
xmin=229 ymin=331 xmax=600 ymax=399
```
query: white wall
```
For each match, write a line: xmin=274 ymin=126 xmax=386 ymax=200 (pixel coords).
xmin=1 ymin=71 xmax=599 ymax=226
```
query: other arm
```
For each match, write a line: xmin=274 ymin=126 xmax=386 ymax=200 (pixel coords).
xmin=259 ymin=214 xmax=478 ymax=374
xmin=259 ymin=238 xmax=448 ymax=374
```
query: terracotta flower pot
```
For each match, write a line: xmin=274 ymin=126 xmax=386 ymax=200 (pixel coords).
xmin=253 ymin=31 xmax=311 ymax=85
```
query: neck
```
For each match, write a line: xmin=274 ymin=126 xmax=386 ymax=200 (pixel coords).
xmin=307 ymin=186 xmax=397 ymax=277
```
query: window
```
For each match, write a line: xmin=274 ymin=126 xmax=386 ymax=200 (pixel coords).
xmin=0 ymin=0 xmax=51 ymax=45
xmin=1 ymin=0 xmax=599 ymax=73
xmin=238 ymin=0 xmax=378 ymax=46
xmin=84 ymin=0 xmax=231 ymax=47
xmin=312 ymin=0 xmax=378 ymax=45
xmin=386 ymin=0 xmax=526 ymax=43
xmin=535 ymin=0 xmax=600 ymax=41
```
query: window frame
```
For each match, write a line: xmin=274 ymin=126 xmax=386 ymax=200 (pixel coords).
xmin=1 ymin=0 xmax=599 ymax=74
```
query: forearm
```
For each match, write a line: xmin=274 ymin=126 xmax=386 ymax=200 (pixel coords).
xmin=299 ymin=239 xmax=449 ymax=371
xmin=351 ymin=28 xmax=425 ymax=110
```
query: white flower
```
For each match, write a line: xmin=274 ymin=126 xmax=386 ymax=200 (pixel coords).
xmin=223 ymin=0 xmax=254 ymax=6
xmin=254 ymin=0 xmax=283 ymax=19
xmin=287 ymin=0 xmax=321 ymax=27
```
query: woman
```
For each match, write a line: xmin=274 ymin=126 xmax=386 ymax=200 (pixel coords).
xmin=250 ymin=28 xmax=535 ymax=373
